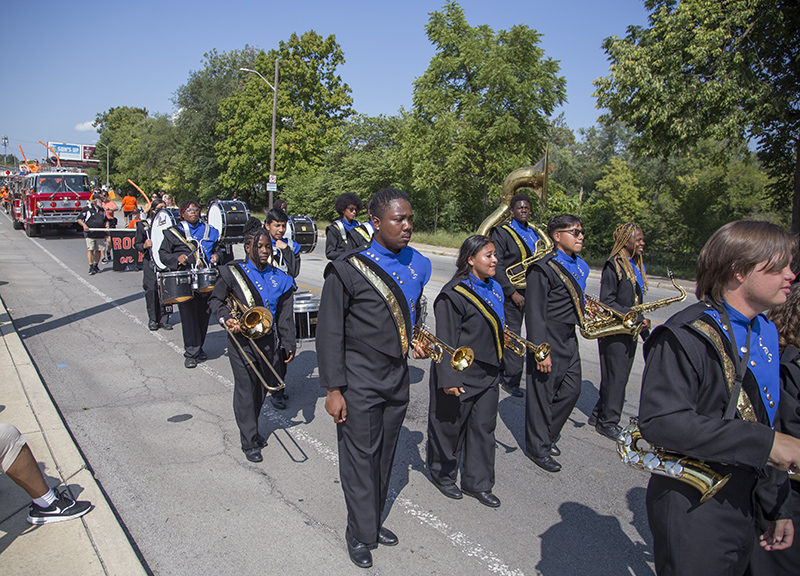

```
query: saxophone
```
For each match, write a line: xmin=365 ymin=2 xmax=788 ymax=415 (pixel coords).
xmin=580 ymin=268 xmax=687 ymax=340
xmin=617 ymin=418 xmax=731 ymax=503
xmin=477 ymin=155 xmax=553 ymax=289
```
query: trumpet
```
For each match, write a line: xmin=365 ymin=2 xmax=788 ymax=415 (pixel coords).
xmin=503 ymin=329 xmax=551 ymax=363
xmin=221 ymin=294 xmax=285 ymax=392
xmin=412 ymin=324 xmax=474 ymax=372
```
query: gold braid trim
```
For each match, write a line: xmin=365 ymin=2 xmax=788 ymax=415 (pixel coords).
xmin=691 ymin=318 xmax=757 ymax=423
xmin=453 ymin=284 xmax=504 ymax=361
xmin=230 ymin=265 xmax=256 ymax=309
xmin=547 ymin=260 xmax=587 ymax=328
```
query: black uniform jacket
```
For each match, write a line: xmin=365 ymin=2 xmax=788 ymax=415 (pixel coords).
xmin=491 ymin=222 xmax=530 ymax=299
xmin=208 ymin=263 xmax=296 ymax=357
xmin=325 ymin=220 xmax=371 ymax=261
xmin=525 ymin=252 xmax=583 ymax=349
xmin=275 ymin=242 xmax=300 ymax=278
xmin=158 ymin=222 xmax=222 ymax=271
xmin=317 ymin=256 xmax=417 ymax=388
xmin=599 ymin=257 xmax=649 ymax=339
xmin=777 ymin=346 xmax=800 ymax=438
xmin=134 ymin=219 xmax=154 ymax=263
xmin=639 ymin=302 xmax=776 ymax=470
xmin=432 ymin=278 xmax=504 ymax=391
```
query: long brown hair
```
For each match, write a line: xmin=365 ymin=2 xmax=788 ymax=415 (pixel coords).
xmin=768 ymin=282 xmax=800 ymax=350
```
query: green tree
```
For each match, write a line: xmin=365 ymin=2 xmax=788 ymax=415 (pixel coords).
xmin=216 ymin=32 xmax=354 ymax=208
xmin=172 ymin=47 xmax=257 ymax=203
xmin=404 ymin=1 xmax=566 ymax=230
xmin=93 ymin=106 xmax=149 ymax=191
xmin=115 ymin=114 xmax=182 ymax=197
xmin=594 ymin=0 xmax=800 ymax=233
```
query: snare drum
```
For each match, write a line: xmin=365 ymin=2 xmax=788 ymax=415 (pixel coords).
xmin=208 ymin=200 xmax=250 ymax=243
xmin=293 ymin=292 xmax=319 ymax=341
xmin=287 ymin=215 xmax=318 ymax=254
xmin=159 ymin=271 xmax=194 ymax=304
xmin=192 ymin=268 xmax=219 ymax=293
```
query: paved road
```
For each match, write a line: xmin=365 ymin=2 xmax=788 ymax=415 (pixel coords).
xmin=0 ymin=212 xmax=690 ymax=575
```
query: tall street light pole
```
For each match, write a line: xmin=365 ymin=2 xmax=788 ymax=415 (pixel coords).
xmin=96 ymin=141 xmax=110 ymax=189
xmin=240 ymin=61 xmax=279 ymax=208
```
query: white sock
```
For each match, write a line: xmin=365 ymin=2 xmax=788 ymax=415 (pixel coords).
xmin=33 ymin=488 xmax=57 ymax=508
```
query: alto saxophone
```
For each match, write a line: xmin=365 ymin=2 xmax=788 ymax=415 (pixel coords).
xmin=617 ymin=418 xmax=731 ymax=503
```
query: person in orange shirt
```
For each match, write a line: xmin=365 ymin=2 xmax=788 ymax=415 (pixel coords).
xmin=121 ymin=192 xmax=138 ymax=225
xmin=1 ymin=186 xmax=9 ymax=214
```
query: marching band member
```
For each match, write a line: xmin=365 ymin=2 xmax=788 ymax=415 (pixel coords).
xmin=209 ymin=224 xmax=296 ymax=463
xmin=325 ymin=192 xmax=372 ymax=261
xmin=490 ymin=193 xmax=540 ymax=397
xmin=134 ymin=199 xmax=171 ymax=331
xmin=525 ymin=214 xmax=588 ymax=472
xmin=590 ymin=223 xmax=650 ymax=439
xmin=159 ymin=199 xmax=221 ymax=369
xmin=639 ymin=221 xmax=800 ymax=575
xmin=317 ymin=188 xmax=431 ymax=569
xmin=265 ymin=208 xmax=300 ymax=278
xmin=426 ymin=235 xmax=503 ymax=508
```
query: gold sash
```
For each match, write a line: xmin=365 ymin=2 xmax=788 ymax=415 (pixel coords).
xmin=453 ymin=284 xmax=504 ymax=361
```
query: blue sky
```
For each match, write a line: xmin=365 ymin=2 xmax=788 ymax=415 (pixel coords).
xmin=1 ymin=0 xmax=648 ymax=161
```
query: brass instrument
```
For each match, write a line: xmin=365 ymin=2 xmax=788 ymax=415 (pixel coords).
xmin=580 ymin=268 xmax=687 ymax=340
xmin=617 ymin=418 xmax=731 ymax=503
xmin=503 ymin=328 xmax=551 ymax=363
xmin=412 ymin=324 xmax=474 ymax=372
xmin=221 ymin=295 xmax=286 ymax=391
xmin=477 ymin=154 xmax=554 ymax=290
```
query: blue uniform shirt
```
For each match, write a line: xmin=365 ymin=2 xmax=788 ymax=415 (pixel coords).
xmin=631 ymin=258 xmax=646 ymax=291
xmin=238 ymin=260 xmax=296 ymax=318
xmin=184 ymin=221 xmax=220 ymax=262
xmin=462 ymin=272 xmax=505 ymax=326
xmin=705 ymin=301 xmax=780 ymax=426
xmin=361 ymin=240 xmax=431 ymax=326
xmin=554 ymin=249 xmax=590 ymax=292
xmin=509 ymin=219 xmax=540 ymax=254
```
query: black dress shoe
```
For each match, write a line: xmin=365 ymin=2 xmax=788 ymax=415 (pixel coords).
xmin=271 ymin=394 xmax=287 ymax=410
xmin=462 ymin=488 xmax=501 ymax=508
xmin=550 ymin=443 xmax=561 ymax=457
xmin=244 ymin=447 xmax=262 ymax=462
xmin=256 ymin=436 xmax=268 ymax=448
xmin=587 ymin=414 xmax=597 ymax=427
xmin=148 ymin=321 xmax=159 ymax=331
xmin=596 ymin=424 xmax=622 ymax=441
xmin=501 ymin=383 xmax=524 ymax=397
xmin=184 ymin=357 xmax=197 ymax=369
xmin=197 ymin=350 xmax=208 ymax=361
xmin=345 ymin=529 xmax=373 ymax=569
xmin=378 ymin=526 xmax=398 ymax=546
xmin=528 ymin=454 xmax=562 ymax=473
xmin=159 ymin=322 xmax=172 ymax=330
xmin=432 ymin=480 xmax=463 ymax=500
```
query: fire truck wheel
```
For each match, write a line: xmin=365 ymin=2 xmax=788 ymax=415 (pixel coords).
xmin=25 ymin=222 xmax=40 ymax=237
xmin=13 ymin=218 xmax=23 ymax=230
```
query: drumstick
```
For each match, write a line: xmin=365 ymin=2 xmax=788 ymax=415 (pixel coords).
xmin=39 ymin=141 xmax=61 ymax=167
xmin=127 ymin=178 xmax=152 ymax=209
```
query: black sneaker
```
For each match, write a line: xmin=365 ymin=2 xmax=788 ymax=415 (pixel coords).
xmin=88 ymin=265 xmax=96 ymax=275
xmin=27 ymin=488 xmax=92 ymax=525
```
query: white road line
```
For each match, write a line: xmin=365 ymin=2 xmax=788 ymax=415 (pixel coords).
xmin=26 ymin=235 xmax=526 ymax=576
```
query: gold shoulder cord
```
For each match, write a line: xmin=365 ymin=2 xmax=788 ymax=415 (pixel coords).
xmin=691 ymin=319 xmax=757 ymax=423
xmin=500 ymin=223 xmax=531 ymax=259
xmin=453 ymin=284 xmax=503 ymax=361
xmin=348 ymin=256 xmax=409 ymax=354
xmin=230 ymin=265 xmax=256 ymax=309
xmin=547 ymin=260 xmax=587 ymax=328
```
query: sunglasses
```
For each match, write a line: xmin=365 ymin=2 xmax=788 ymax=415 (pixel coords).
xmin=558 ymin=228 xmax=586 ymax=238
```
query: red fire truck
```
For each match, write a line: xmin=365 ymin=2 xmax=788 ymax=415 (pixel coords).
xmin=10 ymin=165 xmax=93 ymax=237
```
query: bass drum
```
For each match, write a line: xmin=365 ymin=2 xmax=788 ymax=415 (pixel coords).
xmin=159 ymin=271 xmax=193 ymax=304
xmin=293 ymin=291 xmax=319 ymax=342
xmin=151 ymin=208 xmax=180 ymax=271
xmin=287 ymin=215 xmax=318 ymax=254
xmin=208 ymin=200 xmax=250 ymax=243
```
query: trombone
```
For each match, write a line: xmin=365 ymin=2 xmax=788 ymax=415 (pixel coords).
xmin=503 ymin=329 xmax=551 ymax=363
xmin=220 ymin=294 xmax=286 ymax=392
xmin=412 ymin=324 xmax=474 ymax=372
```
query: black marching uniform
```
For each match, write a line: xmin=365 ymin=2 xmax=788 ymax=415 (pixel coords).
xmin=591 ymin=256 xmax=649 ymax=430
xmin=524 ymin=251 xmax=587 ymax=458
xmin=134 ymin=217 xmax=166 ymax=327
xmin=639 ymin=302 xmax=790 ymax=576
xmin=271 ymin=237 xmax=301 ymax=278
xmin=208 ymin=263 xmax=295 ymax=451
xmin=325 ymin=219 xmax=372 ymax=261
xmin=490 ymin=221 xmax=539 ymax=391
xmin=158 ymin=222 xmax=222 ymax=360
xmin=426 ymin=276 xmax=504 ymax=493
xmin=317 ymin=242 xmax=430 ymax=545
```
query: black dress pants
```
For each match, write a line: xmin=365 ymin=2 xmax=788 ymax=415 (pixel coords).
xmin=592 ymin=334 xmax=636 ymax=428
xmin=143 ymin=264 xmax=164 ymax=324
xmin=229 ymin=333 xmax=278 ymax=450
xmin=500 ymin=295 xmax=525 ymax=388
xmin=178 ymin=292 xmax=211 ymax=358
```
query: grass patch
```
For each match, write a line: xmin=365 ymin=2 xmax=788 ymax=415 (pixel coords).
xmin=412 ymin=229 xmax=471 ymax=249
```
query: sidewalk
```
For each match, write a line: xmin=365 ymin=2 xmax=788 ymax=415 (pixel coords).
xmin=0 ymin=296 xmax=148 ymax=576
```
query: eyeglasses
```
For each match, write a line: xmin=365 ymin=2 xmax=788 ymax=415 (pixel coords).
xmin=184 ymin=207 xmax=200 ymax=213
xmin=345 ymin=205 xmax=358 ymax=213
xmin=558 ymin=228 xmax=585 ymax=238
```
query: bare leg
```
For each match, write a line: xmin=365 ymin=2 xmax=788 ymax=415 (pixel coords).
xmin=5 ymin=444 xmax=49 ymax=499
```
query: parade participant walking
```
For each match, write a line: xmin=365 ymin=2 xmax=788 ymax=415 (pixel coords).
xmin=590 ymin=223 xmax=651 ymax=439
xmin=325 ymin=192 xmax=371 ymax=261
xmin=490 ymin=193 xmax=543 ymax=397
xmin=77 ymin=195 xmax=110 ymax=275
xmin=639 ymin=220 xmax=800 ymax=575
xmin=524 ymin=214 xmax=589 ymax=472
xmin=100 ymin=192 xmax=119 ymax=263
xmin=121 ymin=191 xmax=138 ymax=225
xmin=209 ymin=225 xmax=296 ymax=463
xmin=317 ymin=188 xmax=431 ymax=569
xmin=159 ymin=200 xmax=221 ymax=368
xmin=134 ymin=199 xmax=171 ymax=331
xmin=265 ymin=208 xmax=301 ymax=278
xmin=426 ymin=235 xmax=504 ymax=508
